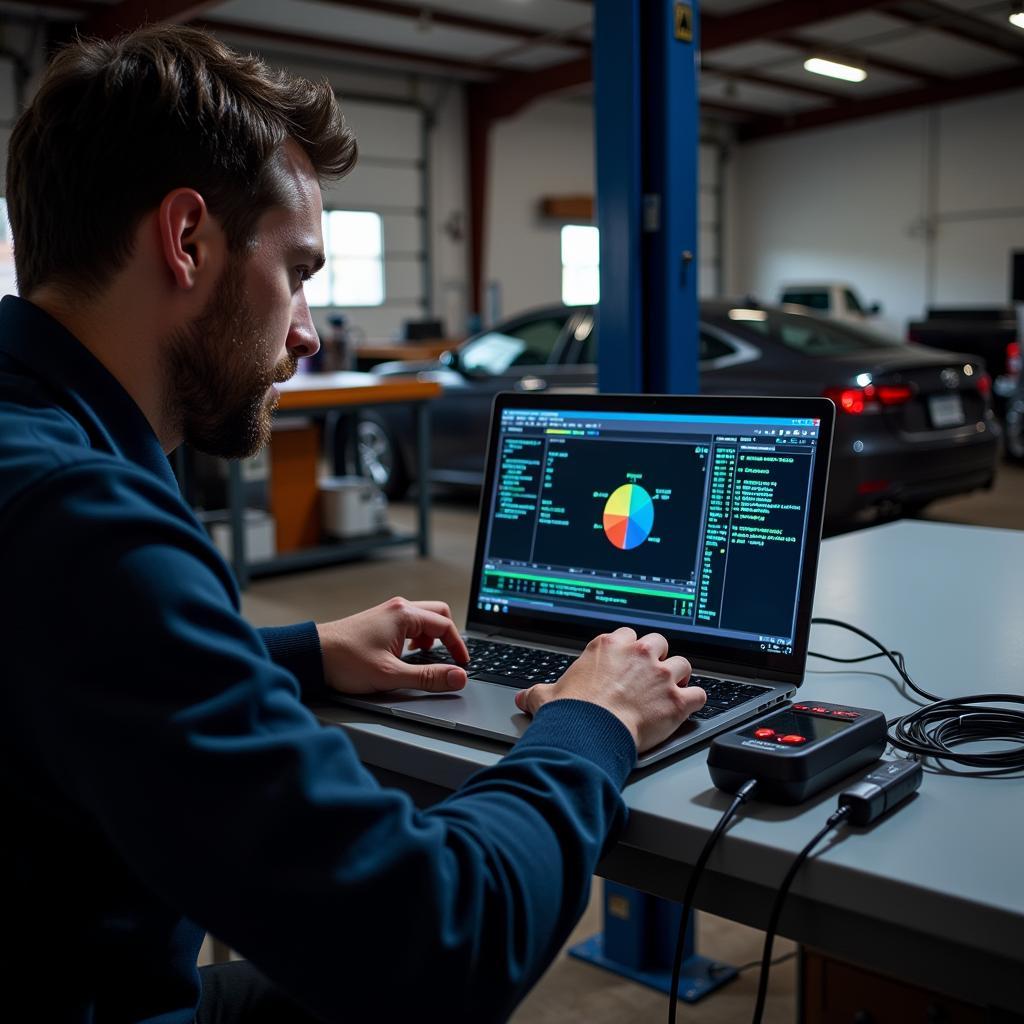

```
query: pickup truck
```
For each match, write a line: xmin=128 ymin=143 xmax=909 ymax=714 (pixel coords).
xmin=779 ymin=282 xmax=882 ymax=324
xmin=907 ymin=307 xmax=1021 ymax=423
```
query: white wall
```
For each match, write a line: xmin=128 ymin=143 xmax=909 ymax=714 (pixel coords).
xmin=728 ymin=88 xmax=1024 ymax=334
xmin=484 ymin=96 xmax=595 ymax=320
xmin=483 ymin=98 xmax=728 ymax=321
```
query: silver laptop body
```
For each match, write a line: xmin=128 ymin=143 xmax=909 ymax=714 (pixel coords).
xmin=340 ymin=392 xmax=835 ymax=770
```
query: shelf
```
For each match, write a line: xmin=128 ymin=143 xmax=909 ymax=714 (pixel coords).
xmin=247 ymin=531 xmax=420 ymax=579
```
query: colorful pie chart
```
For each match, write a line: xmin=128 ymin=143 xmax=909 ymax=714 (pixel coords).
xmin=603 ymin=484 xmax=654 ymax=550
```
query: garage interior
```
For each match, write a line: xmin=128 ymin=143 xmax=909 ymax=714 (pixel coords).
xmin=3 ymin=2 xmax=1021 ymax=1023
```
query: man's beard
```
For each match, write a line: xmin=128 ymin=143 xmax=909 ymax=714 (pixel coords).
xmin=163 ymin=263 xmax=297 ymax=459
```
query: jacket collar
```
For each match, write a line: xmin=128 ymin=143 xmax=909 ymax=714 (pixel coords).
xmin=0 ymin=294 xmax=177 ymax=490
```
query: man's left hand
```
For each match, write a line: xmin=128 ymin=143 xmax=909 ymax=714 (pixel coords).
xmin=316 ymin=596 xmax=470 ymax=696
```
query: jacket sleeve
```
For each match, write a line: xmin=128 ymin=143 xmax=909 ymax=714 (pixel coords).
xmin=258 ymin=622 xmax=331 ymax=703
xmin=4 ymin=463 xmax=636 ymax=1024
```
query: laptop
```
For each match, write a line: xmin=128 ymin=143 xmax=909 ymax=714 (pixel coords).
xmin=341 ymin=392 xmax=835 ymax=769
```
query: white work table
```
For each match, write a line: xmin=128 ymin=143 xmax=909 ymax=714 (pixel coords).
xmin=315 ymin=520 xmax=1024 ymax=1012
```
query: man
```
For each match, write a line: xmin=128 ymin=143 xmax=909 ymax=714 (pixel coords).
xmin=0 ymin=24 xmax=706 ymax=1024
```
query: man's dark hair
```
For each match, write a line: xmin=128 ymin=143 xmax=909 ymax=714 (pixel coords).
xmin=6 ymin=24 xmax=357 ymax=297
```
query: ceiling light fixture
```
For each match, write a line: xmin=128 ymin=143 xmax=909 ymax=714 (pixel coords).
xmin=1010 ymin=4 xmax=1024 ymax=29
xmin=804 ymin=57 xmax=867 ymax=83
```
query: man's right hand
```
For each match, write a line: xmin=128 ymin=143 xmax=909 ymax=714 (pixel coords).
xmin=513 ymin=627 xmax=706 ymax=753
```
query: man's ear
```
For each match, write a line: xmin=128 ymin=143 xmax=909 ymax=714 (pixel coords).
xmin=157 ymin=189 xmax=223 ymax=291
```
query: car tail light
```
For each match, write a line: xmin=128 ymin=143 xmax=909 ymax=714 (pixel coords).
xmin=876 ymin=385 xmax=913 ymax=406
xmin=976 ymin=372 xmax=992 ymax=398
xmin=1007 ymin=341 xmax=1022 ymax=379
xmin=823 ymin=384 xmax=912 ymax=414
xmin=824 ymin=387 xmax=869 ymax=414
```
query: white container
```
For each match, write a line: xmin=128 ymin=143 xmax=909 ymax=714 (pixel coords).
xmin=320 ymin=475 xmax=388 ymax=538
xmin=199 ymin=509 xmax=277 ymax=562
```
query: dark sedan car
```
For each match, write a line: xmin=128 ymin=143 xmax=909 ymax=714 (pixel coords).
xmin=358 ymin=303 xmax=999 ymax=525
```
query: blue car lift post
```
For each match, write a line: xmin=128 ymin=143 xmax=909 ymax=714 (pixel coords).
xmin=568 ymin=0 xmax=738 ymax=1004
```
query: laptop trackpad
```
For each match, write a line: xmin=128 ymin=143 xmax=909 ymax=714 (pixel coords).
xmin=349 ymin=678 xmax=531 ymax=742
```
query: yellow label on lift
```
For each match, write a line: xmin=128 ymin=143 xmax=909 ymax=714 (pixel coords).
xmin=608 ymin=894 xmax=631 ymax=920
xmin=675 ymin=1 xmax=694 ymax=43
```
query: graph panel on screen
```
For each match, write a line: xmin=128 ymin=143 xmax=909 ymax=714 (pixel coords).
xmin=474 ymin=406 xmax=824 ymax=658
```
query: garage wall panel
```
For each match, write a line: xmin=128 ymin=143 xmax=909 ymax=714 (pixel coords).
xmin=322 ymin=163 xmax=422 ymax=213
xmin=340 ymin=100 xmax=423 ymax=161
xmin=486 ymin=102 xmax=726 ymax=319
xmin=316 ymin=98 xmax=428 ymax=340
xmin=729 ymin=87 xmax=1024 ymax=333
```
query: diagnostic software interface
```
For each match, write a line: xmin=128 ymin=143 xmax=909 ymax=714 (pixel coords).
xmin=475 ymin=407 xmax=823 ymax=657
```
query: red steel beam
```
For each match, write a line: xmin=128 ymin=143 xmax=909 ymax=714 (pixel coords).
xmin=774 ymin=32 xmax=946 ymax=87
xmin=198 ymin=18 xmax=495 ymax=77
xmin=703 ymin=0 xmax=893 ymax=51
xmin=741 ymin=63 xmax=1024 ymax=140
xmin=703 ymin=63 xmax=844 ymax=102
xmin=886 ymin=2 xmax=1024 ymax=61
xmin=88 ymin=0 xmax=224 ymax=38
xmin=306 ymin=0 xmax=589 ymax=53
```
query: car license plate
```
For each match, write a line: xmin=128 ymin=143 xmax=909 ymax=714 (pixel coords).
xmin=929 ymin=393 xmax=965 ymax=428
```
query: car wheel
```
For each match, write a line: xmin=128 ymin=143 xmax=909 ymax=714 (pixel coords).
xmin=1004 ymin=401 xmax=1024 ymax=463
xmin=357 ymin=414 xmax=409 ymax=499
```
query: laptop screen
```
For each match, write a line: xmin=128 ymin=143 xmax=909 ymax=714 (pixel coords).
xmin=467 ymin=394 xmax=834 ymax=676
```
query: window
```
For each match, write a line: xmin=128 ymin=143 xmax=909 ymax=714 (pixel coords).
xmin=561 ymin=224 xmax=599 ymax=306
xmin=460 ymin=314 xmax=570 ymax=375
xmin=0 ymin=199 xmax=15 ymax=298
xmin=843 ymin=288 xmax=864 ymax=314
xmin=781 ymin=289 xmax=829 ymax=311
xmin=699 ymin=332 xmax=734 ymax=361
xmin=304 ymin=210 xmax=384 ymax=308
xmin=726 ymin=311 xmax=903 ymax=356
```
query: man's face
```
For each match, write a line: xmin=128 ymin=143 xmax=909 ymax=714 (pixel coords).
xmin=165 ymin=141 xmax=323 ymax=459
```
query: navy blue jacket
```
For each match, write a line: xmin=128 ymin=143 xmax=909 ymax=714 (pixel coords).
xmin=0 ymin=296 xmax=636 ymax=1023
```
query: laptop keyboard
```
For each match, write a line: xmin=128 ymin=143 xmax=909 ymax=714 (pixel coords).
xmin=404 ymin=638 xmax=575 ymax=686
xmin=403 ymin=639 xmax=772 ymax=716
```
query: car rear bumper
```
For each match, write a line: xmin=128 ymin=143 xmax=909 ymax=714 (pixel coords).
xmin=826 ymin=422 xmax=999 ymax=520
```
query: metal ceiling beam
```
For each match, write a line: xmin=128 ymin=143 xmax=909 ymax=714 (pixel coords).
xmin=774 ymin=32 xmax=946 ymax=86
xmin=88 ymin=0 xmax=224 ymax=38
xmin=305 ymin=0 xmax=589 ymax=53
xmin=885 ymin=2 xmax=1024 ymax=61
xmin=741 ymin=63 xmax=1024 ymax=139
xmin=198 ymin=19 xmax=494 ymax=77
xmin=702 ymin=0 xmax=893 ymax=51
xmin=473 ymin=56 xmax=590 ymax=120
xmin=703 ymin=62 xmax=844 ymax=102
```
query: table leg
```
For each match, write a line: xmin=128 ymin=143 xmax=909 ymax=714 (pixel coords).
xmin=416 ymin=401 xmax=431 ymax=558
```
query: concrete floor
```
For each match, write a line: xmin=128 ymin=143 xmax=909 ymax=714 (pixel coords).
xmin=240 ymin=461 xmax=1023 ymax=1024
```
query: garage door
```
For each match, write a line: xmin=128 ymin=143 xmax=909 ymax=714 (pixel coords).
xmin=318 ymin=97 xmax=428 ymax=341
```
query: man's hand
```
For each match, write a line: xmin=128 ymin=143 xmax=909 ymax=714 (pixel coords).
xmin=316 ymin=596 xmax=470 ymax=696
xmin=514 ymin=627 xmax=705 ymax=752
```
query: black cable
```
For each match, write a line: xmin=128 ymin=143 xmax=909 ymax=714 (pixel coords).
xmin=750 ymin=806 xmax=852 ymax=1024
xmin=811 ymin=617 xmax=1024 ymax=774
xmin=667 ymin=778 xmax=758 ymax=1024
xmin=712 ymin=950 xmax=796 ymax=975
xmin=810 ymin=617 xmax=941 ymax=702
xmin=888 ymin=694 xmax=1024 ymax=774
xmin=808 ymin=648 xmax=907 ymax=672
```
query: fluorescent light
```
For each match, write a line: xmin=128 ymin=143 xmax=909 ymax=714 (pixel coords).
xmin=728 ymin=308 xmax=767 ymax=322
xmin=804 ymin=57 xmax=867 ymax=83
xmin=1011 ymin=12 xmax=1024 ymax=29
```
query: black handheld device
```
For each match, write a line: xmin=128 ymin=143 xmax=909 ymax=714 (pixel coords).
xmin=707 ymin=700 xmax=887 ymax=803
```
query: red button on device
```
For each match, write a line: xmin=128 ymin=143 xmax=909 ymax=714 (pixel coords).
xmin=780 ymin=734 xmax=807 ymax=745
xmin=754 ymin=728 xmax=776 ymax=739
